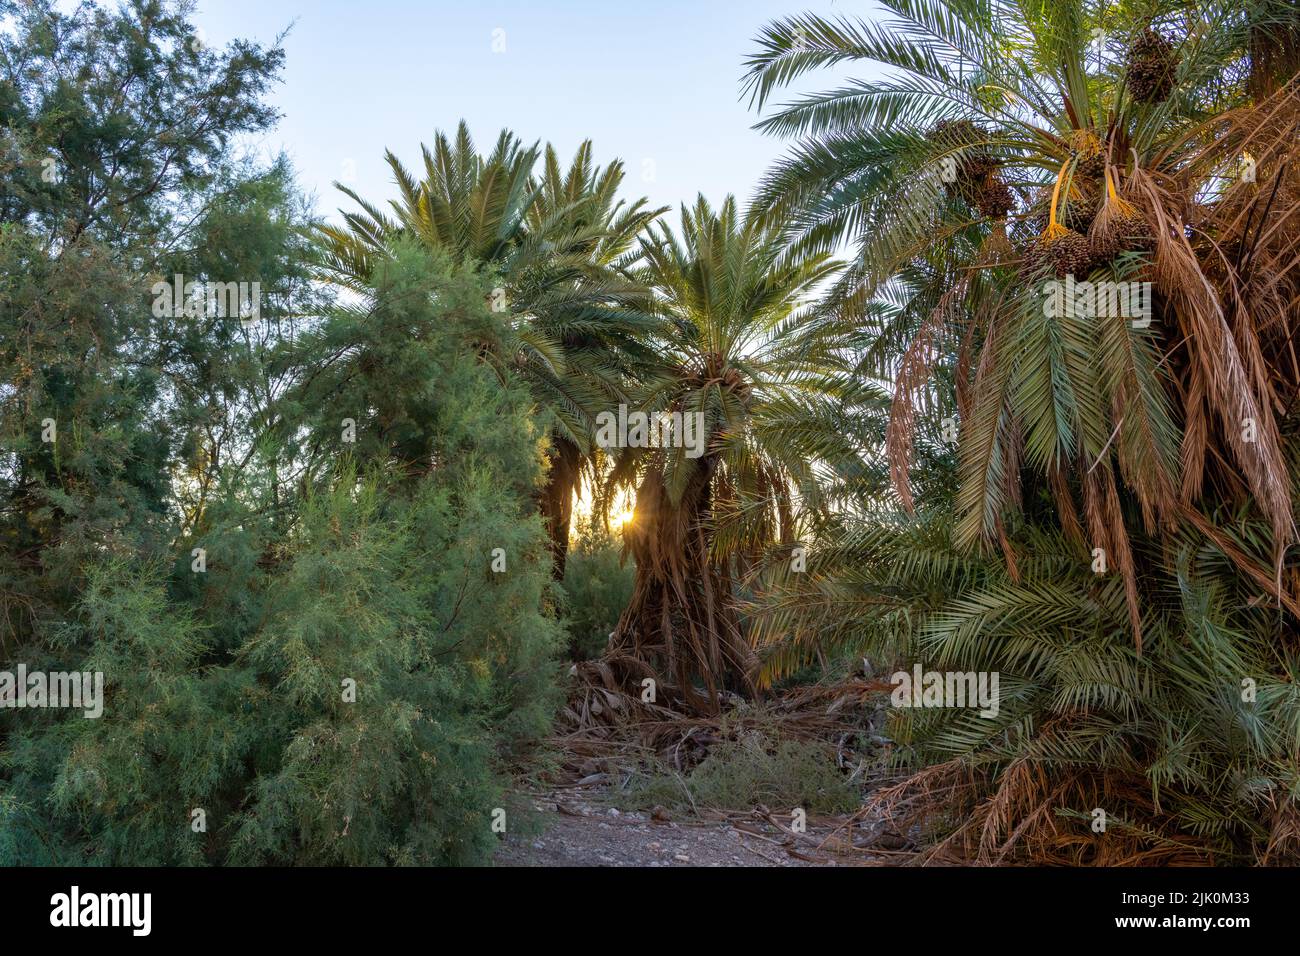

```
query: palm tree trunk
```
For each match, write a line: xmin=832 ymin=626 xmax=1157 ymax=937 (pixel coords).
xmin=605 ymin=461 xmax=758 ymax=715
xmin=540 ymin=435 xmax=582 ymax=580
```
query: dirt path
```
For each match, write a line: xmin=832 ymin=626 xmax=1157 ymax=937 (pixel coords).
xmin=493 ymin=787 xmax=901 ymax=867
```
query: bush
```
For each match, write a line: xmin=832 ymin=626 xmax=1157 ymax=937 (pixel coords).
xmin=227 ymin=473 xmax=562 ymax=866
xmin=0 ymin=3 xmax=566 ymax=868
xmin=0 ymin=251 xmax=565 ymax=867
xmin=561 ymin=515 xmax=633 ymax=661
xmin=617 ymin=732 xmax=859 ymax=815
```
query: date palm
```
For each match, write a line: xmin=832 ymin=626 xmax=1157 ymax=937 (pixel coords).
xmin=601 ymin=195 xmax=851 ymax=712
xmin=742 ymin=0 xmax=1300 ymax=863
xmin=744 ymin=0 xmax=1300 ymax=642
xmin=314 ymin=122 xmax=665 ymax=574
xmin=749 ymin=484 xmax=1300 ymax=864
xmin=524 ymin=141 xmax=669 ymax=576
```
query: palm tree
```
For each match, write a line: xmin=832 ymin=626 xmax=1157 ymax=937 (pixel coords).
xmin=600 ymin=195 xmax=850 ymax=713
xmin=743 ymin=0 xmax=1300 ymax=643
xmin=748 ymin=488 xmax=1300 ymax=864
xmin=314 ymin=122 xmax=665 ymax=575
xmin=524 ymin=142 xmax=669 ymax=577
xmin=739 ymin=0 xmax=1300 ymax=863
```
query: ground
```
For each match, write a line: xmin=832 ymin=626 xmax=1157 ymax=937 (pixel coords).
xmin=493 ymin=786 xmax=909 ymax=867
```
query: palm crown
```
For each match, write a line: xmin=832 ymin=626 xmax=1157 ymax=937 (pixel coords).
xmin=314 ymin=121 xmax=667 ymax=573
xmin=741 ymin=0 xmax=1300 ymax=864
xmin=605 ymin=194 xmax=849 ymax=710
xmin=743 ymin=0 xmax=1300 ymax=643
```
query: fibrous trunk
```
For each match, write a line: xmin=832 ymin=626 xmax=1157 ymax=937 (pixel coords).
xmin=540 ymin=435 xmax=582 ymax=580
xmin=606 ymin=459 xmax=757 ymax=715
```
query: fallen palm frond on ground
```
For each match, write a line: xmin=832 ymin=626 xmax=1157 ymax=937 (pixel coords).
xmin=549 ymin=667 xmax=935 ymax=863
xmin=556 ymin=660 xmax=889 ymax=778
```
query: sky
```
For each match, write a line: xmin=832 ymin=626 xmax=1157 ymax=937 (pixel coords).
xmin=190 ymin=0 xmax=869 ymax=224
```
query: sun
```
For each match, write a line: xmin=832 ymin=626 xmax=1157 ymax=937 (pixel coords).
xmin=570 ymin=476 xmax=637 ymax=539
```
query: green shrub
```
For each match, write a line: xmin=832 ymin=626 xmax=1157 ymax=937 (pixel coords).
xmin=0 ymin=250 xmax=565 ymax=867
xmin=561 ymin=515 xmax=634 ymax=660
xmin=227 ymin=474 xmax=562 ymax=866
xmin=0 ymin=2 xmax=567 ymax=867
xmin=618 ymin=733 xmax=859 ymax=815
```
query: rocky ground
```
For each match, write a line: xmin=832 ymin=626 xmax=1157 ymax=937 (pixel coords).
xmin=493 ymin=786 xmax=907 ymax=867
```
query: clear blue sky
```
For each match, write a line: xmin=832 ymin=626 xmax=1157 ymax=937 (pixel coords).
xmin=191 ymin=0 xmax=871 ymax=223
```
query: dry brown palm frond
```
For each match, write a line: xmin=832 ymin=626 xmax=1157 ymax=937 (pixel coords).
xmin=863 ymin=759 xmax=979 ymax=864
xmin=1047 ymin=461 xmax=1087 ymax=550
xmin=553 ymin=669 xmax=886 ymax=782
xmin=1178 ymin=504 xmax=1300 ymax=618
xmin=1191 ymin=82 xmax=1300 ymax=413
xmin=1261 ymin=799 xmax=1300 ymax=866
xmin=1082 ymin=464 xmax=1143 ymax=651
xmin=864 ymin=723 xmax=1220 ymax=866
xmin=886 ymin=278 xmax=969 ymax=513
xmin=1179 ymin=362 xmax=1210 ymax=504
xmin=1130 ymin=164 xmax=1296 ymax=565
